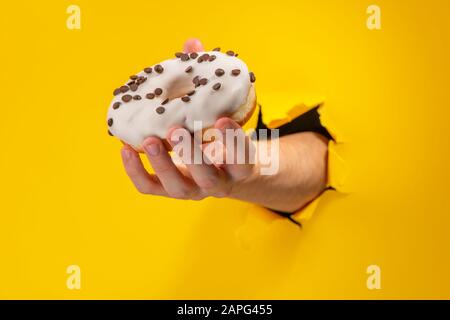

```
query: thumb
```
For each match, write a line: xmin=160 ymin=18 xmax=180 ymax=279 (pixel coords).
xmin=183 ymin=38 xmax=204 ymax=53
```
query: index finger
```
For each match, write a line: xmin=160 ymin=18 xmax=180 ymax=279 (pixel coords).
xmin=183 ymin=38 xmax=204 ymax=53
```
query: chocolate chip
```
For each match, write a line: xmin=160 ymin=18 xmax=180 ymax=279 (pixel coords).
xmin=193 ymin=76 xmax=200 ymax=85
xmin=130 ymin=75 xmax=138 ymax=80
xmin=197 ymin=56 xmax=204 ymax=63
xmin=137 ymin=76 xmax=147 ymax=84
xmin=122 ymin=94 xmax=132 ymax=102
xmin=175 ymin=52 xmax=183 ymax=58
xmin=154 ymin=65 xmax=164 ymax=73
xmin=249 ymin=72 xmax=256 ymax=83
xmin=200 ymin=54 xmax=210 ymax=61
xmin=213 ymin=47 xmax=220 ymax=51
xmin=133 ymin=95 xmax=141 ymax=100
xmin=127 ymin=80 xmax=136 ymax=86
xmin=199 ymin=78 xmax=208 ymax=85
xmin=113 ymin=102 xmax=121 ymax=109
xmin=146 ymin=93 xmax=155 ymax=99
xmin=154 ymin=88 xmax=163 ymax=96
xmin=113 ymin=88 xmax=121 ymax=96
xmin=190 ymin=52 xmax=198 ymax=59
xmin=215 ymin=68 xmax=225 ymax=77
xmin=181 ymin=96 xmax=190 ymax=102
xmin=162 ymin=98 xmax=169 ymax=105
xmin=107 ymin=118 xmax=113 ymax=126
xmin=185 ymin=66 xmax=193 ymax=73
xmin=209 ymin=55 xmax=216 ymax=62
xmin=144 ymin=67 xmax=152 ymax=74
xmin=130 ymin=83 xmax=138 ymax=91
xmin=156 ymin=106 xmax=165 ymax=114
xmin=226 ymin=50 xmax=235 ymax=56
xmin=235 ymin=53 xmax=238 ymax=57
xmin=108 ymin=130 xmax=113 ymax=136
xmin=120 ymin=85 xmax=129 ymax=93
xmin=231 ymin=69 xmax=241 ymax=76
xmin=187 ymin=90 xmax=195 ymax=96
xmin=212 ymin=83 xmax=221 ymax=90
xmin=181 ymin=54 xmax=190 ymax=61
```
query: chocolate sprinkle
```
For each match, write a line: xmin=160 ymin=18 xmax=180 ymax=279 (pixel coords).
xmin=181 ymin=54 xmax=190 ymax=61
xmin=181 ymin=96 xmax=190 ymax=102
xmin=154 ymin=65 xmax=164 ymax=73
xmin=146 ymin=93 xmax=155 ymax=99
xmin=130 ymin=83 xmax=138 ymax=92
xmin=107 ymin=118 xmax=113 ymax=126
xmin=190 ymin=52 xmax=198 ymax=59
xmin=213 ymin=47 xmax=220 ymax=51
xmin=200 ymin=54 xmax=210 ymax=61
xmin=122 ymin=94 xmax=132 ymax=102
xmin=156 ymin=106 xmax=165 ymax=114
xmin=185 ymin=66 xmax=193 ymax=73
xmin=209 ymin=55 xmax=216 ymax=62
xmin=120 ymin=86 xmax=129 ymax=93
xmin=249 ymin=72 xmax=256 ymax=83
xmin=187 ymin=90 xmax=195 ymax=96
xmin=127 ymin=80 xmax=136 ymax=86
xmin=162 ymin=98 xmax=169 ymax=105
xmin=231 ymin=69 xmax=241 ymax=76
xmin=130 ymin=75 xmax=138 ymax=80
xmin=144 ymin=67 xmax=152 ymax=74
xmin=133 ymin=95 xmax=141 ymax=100
xmin=154 ymin=88 xmax=163 ymax=96
xmin=175 ymin=52 xmax=183 ymax=58
xmin=113 ymin=102 xmax=121 ymax=109
xmin=113 ymin=88 xmax=121 ymax=96
xmin=137 ymin=76 xmax=147 ymax=84
xmin=199 ymin=78 xmax=208 ymax=85
xmin=193 ymin=76 xmax=200 ymax=86
xmin=212 ymin=83 xmax=221 ymax=90
xmin=215 ymin=68 xmax=225 ymax=77
xmin=197 ymin=56 xmax=204 ymax=63
xmin=226 ymin=50 xmax=235 ymax=56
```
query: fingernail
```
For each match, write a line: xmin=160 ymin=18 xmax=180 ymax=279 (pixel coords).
xmin=121 ymin=148 xmax=131 ymax=160
xmin=144 ymin=143 xmax=160 ymax=156
xmin=170 ymin=133 xmax=183 ymax=145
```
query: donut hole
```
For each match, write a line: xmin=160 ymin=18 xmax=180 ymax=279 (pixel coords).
xmin=164 ymin=77 xmax=195 ymax=101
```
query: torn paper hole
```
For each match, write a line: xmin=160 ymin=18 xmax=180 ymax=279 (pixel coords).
xmin=235 ymin=102 xmax=348 ymax=248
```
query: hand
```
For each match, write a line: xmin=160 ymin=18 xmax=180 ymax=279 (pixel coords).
xmin=121 ymin=116 xmax=255 ymax=200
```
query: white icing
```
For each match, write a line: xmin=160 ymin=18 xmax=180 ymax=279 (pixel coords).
xmin=106 ymin=51 xmax=252 ymax=148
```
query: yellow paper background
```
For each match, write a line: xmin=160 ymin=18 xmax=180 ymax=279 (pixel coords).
xmin=0 ymin=0 xmax=449 ymax=299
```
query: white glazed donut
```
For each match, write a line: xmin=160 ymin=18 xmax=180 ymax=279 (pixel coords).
xmin=106 ymin=48 xmax=256 ymax=151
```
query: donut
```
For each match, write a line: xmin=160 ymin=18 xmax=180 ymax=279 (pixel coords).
xmin=106 ymin=48 xmax=256 ymax=151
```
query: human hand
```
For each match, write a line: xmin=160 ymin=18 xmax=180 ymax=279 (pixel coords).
xmin=121 ymin=116 xmax=255 ymax=200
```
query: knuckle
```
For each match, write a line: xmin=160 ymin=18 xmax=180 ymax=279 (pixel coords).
xmin=197 ymin=176 xmax=219 ymax=190
xmin=212 ymin=187 xmax=231 ymax=198
xmin=229 ymin=165 xmax=253 ymax=181
xmin=126 ymin=167 xmax=140 ymax=178
xmin=154 ymin=162 xmax=173 ymax=175
xmin=191 ymin=194 xmax=205 ymax=201
xmin=168 ymin=188 xmax=191 ymax=199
